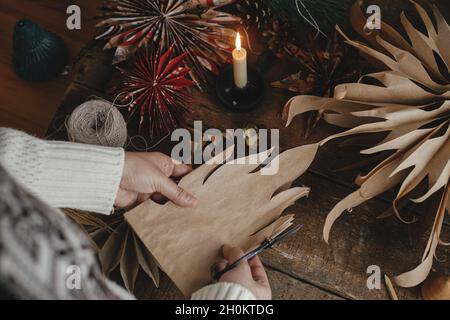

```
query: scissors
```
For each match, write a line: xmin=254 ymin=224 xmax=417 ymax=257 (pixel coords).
xmin=212 ymin=224 xmax=303 ymax=281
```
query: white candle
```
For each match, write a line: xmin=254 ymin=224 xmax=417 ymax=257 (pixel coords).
xmin=232 ymin=32 xmax=248 ymax=89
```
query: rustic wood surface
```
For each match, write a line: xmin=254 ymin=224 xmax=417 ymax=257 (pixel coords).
xmin=47 ymin=0 xmax=450 ymax=300
xmin=0 ymin=0 xmax=101 ymax=137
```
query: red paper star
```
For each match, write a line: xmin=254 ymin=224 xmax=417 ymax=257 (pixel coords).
xmin=111 ymin=46 xmax=194 ymax=138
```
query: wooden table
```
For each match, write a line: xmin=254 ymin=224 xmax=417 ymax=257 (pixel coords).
xmin=48 ymin=41 xmax=449 ymax=300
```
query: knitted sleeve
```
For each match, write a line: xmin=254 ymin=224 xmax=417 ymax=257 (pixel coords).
xmin=191 ymin=282 xmax=256 ymax=300
xmin=0 ymin=128 xmax=124 ymax=215
xmin=0 ymin=164 xmax=134 ymax=300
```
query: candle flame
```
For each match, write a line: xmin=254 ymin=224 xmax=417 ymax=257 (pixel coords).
xmin=236 ymin=32 xmax=241 ymax=51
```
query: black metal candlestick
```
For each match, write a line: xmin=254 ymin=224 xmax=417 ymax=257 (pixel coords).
xmin=215 ymin=65 xmax=265 ymax=112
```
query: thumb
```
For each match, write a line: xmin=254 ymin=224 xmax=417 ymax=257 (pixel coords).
xmin=222 ymin=245 xmax=249 ymax=273
xmin=223 ymin=245 xmax=246 ymax=264
xmin=155 ymin=172 xmax=197 ymax=208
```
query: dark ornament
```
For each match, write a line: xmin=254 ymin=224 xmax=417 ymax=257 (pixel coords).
xmin=12 ymin=19 xmax=69 ymax=82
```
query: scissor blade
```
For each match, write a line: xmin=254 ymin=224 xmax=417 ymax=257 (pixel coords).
xmin=271 ymin=224 xmax=303 ymax=245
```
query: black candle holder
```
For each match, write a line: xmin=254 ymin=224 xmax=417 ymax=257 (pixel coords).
xmin=215 ymin=65 xmax=265 ymax=112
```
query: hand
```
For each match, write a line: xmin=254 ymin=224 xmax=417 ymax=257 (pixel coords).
xmin=115 ymin=152 xmax=197 ymax=209
xmin=212 ymin=245 xmax=272 ymax=300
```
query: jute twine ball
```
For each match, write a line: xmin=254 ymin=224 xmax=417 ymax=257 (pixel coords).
xmin=66 ymin=99 xmax=128 ymax=148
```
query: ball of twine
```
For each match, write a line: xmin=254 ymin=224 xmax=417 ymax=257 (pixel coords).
xmin=66 ymin=99 xmax=128 ymax=148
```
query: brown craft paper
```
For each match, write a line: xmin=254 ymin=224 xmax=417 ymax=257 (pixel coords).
xmin=284 ymin=1 xmax=450 ymax=288
xmin=125 ymin=144 xmax=318 ymax=296
xmin=63 ymin=141 xmax=232 ymax=293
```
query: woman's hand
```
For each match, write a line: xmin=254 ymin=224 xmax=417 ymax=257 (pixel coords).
xmin=115 ymin=152 xmax=197 ymax=209
xmin=213 ymin=245 xmax=272 ymax=300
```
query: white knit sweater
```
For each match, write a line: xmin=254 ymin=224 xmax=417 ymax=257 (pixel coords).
xmin=0 ymin=128 xmax=124 ymax=214
xmin=0 ymin=128 xmax=256 ymax=300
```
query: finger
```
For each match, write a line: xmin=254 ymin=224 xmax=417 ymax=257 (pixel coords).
xmin=146 ymin=153 xmax=192 ymax=178
xmin=155 ymin=172 xmax=197 ymax=207
xmin=248 ymin=256 xmax=269 ymax=283
xmin=222 ymin=245 xmax=246 ymax=264
xmin=210 ymin=261 xmax=227 ymax=279
xmin=172 ymin=163 xmax=193 ymax=178
xmin=136 ymin=193 xmax=151 ymax=204
xmin=151 ymin=193 xmax=167 ymax=204
xmin=145 ymin=153 xmax=176 ymax=177
xmin=115 ymin=188 xmax=139 ymax=208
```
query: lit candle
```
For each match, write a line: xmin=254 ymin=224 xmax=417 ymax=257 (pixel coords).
xmin=232 ymin=32 xmax=248 ymax=89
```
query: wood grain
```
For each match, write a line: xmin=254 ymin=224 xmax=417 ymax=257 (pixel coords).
xmin=0 ymin=0 xmax=100 ymax=137
xmin=47 ymin=1 xmax=450 ymax=300
xmin=262 ymin=171 xmax=450 ymax=300
xmin=133 ymin=268 xmax=343 ymax=300
xmin=50 ymin=41 xmax=449 ymax=300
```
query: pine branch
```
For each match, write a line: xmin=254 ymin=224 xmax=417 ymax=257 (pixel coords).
xmin=265 ymin=0 xmax=352 ymax=33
